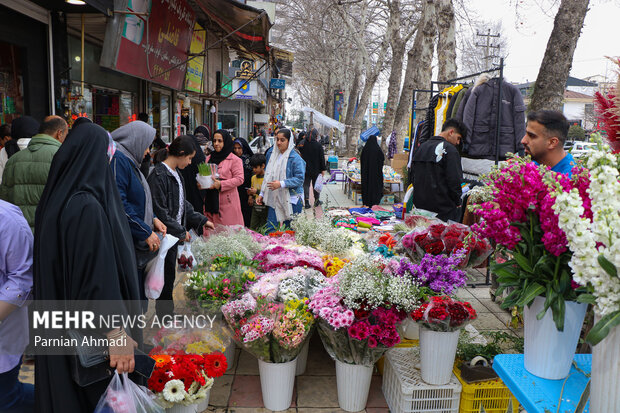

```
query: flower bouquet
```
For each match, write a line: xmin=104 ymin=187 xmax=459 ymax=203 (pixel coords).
xmin=471 ymin=156 xmax=591 ymax=379
xmin=184 ymin=266 xmax=256 ymax=312
xmin=322 ymin=255 xmax=349 ymax=278
xmin=253 ymin=245 xmax=325 ymax=274
xmin=308 ymin=255 xmax=422 ymax=411
xmin=549 ymin=139 xmax=620 ymax=410
xmin=413 ymin=296 xmax=477 ymax=384
xmin=192 ymin=228 xmax=262 ymax=265
xmin=395 ymin=252 xmax=468 ymax=296
xmin=147 ymin=353 xmax=225 ymax=409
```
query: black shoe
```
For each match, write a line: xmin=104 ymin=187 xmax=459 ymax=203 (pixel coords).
xmin=304 ymin=201 xmax=311 ymax=209
xmin=314 ymin=200 xmax=322 ymax=207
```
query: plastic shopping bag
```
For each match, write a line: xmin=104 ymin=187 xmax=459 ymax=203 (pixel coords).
xmin=177 ymin=230 xmax=197 ymax=272
xmin=314 ymin=174 xmax=324 ymax=193
xmin=145 ymin=234 xmax=179 ymax=300
xmin=94 ymin=372 xmax=164 ymax=413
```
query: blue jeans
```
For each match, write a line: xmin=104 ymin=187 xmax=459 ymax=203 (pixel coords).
xmin=0 ymin=360 xmax=34 ymax=413
xmin=266 ymin=199 xmax=303 ymax=233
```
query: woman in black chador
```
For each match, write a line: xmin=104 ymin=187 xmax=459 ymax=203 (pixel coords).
xmin=34 ymin=123 xmax=142 ymax=412
xmin=360 ymin=135 xmax=385 ymax=207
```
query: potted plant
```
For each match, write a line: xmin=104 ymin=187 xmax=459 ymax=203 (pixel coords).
xmin=308 ymin=255 xmax=422 ymax=412
xmin=471 ymin=157 xmax=590 ymax=379
xmin=411 ymin=296 xmax=477 ymax=385
xmin=550 ymin=138 xmax=620 ymax=411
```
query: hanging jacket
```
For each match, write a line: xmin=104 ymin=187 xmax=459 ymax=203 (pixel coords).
xmin=418 ymin=94 xmax=441 ymax=148
xmin=462 ymin=77 xmax=526 ymax=160
xmin=456 ymin=87 xmax=473 ymax=122
xmin=433 ymin=84 xmax=463 ymax=135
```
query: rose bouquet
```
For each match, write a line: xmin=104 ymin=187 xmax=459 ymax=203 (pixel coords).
xmin=309 ymin=255 xmax=423 ymax=365
xmin=549 ymin=140 xmax=620 ymax=344
xmin=411 ymin=296 xmax=477 ymax=332
xmin=253 ymin=245 xmax=325 ymax=274
xmin=147 ymin=353 xmax=225 ymax=408
xmin=222 ymin=294 xmax=314 ymax=363
xmin=471 ymin=157 xmax=590 ymax=330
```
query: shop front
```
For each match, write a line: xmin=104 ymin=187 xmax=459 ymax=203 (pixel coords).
xmin=0 ymin=3 xmax=51 ymax=122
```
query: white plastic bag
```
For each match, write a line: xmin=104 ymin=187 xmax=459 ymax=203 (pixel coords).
xmin=177 ymin=232 xmax=196 ymax=272
xmin=145 ymin=234 xmax=179 ymax=300
xmin=196 ymin=174 xmax=214 ymax=189
xmin=94 ymin=372 xmax=164 ymax=413
xmin=314 ymin=174 xmax=324 ymax=193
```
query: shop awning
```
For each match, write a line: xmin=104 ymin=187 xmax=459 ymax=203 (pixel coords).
xmin=272 ymin=47 xmax=294 ymax=78
xmin=302 ymin=107 xmax=346 ymax=133
xmin=193 ymin=0 xmax=272 ymax=58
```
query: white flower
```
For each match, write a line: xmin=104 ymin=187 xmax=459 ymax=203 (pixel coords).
xmin=162 ymin=379 xmax=187 ymax=403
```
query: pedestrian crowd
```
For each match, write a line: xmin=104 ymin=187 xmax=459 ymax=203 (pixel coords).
xmin=0 ymin=115 xmax=328 ymax=412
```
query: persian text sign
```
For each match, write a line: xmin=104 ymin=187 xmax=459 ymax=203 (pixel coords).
xmin=115 ymin=0 xmax=195 ymax=89
xmin=185 ymin=23 xmax=206 ymax=92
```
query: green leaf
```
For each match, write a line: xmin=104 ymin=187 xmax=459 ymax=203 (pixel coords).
xmin=512 ymin=251 xmax=533 ymax=273
xmin=516 ymin=283 xmax=545 ymax=307
xmin=576 ymin=294 xmax=596 ymax=305
xmin=598 ymin=254 xmax=618 ymax=278
xmin=533 ymin=254 xmax=553 ymax=275
xmin=559 ymin=270 xmax=572 ymax=294
xmin=551 ymin=297 xmax=566 ymax=331
xmin=574 ymin=379 xmax=590 ymax=413
xmin=586 ymin=310 xmax=620 ymax=345
xmin=538 ymin=288 xmax=554 ymax=321
xmin=500 ymin=289 xmax=521 ymax=310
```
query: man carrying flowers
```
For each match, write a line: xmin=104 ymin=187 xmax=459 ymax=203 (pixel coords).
xmin=521 ymin=110 xmax=576 ymax=176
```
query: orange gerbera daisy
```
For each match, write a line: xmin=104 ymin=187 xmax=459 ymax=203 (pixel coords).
xmin=152 ymin=354 xmax=172 ymax=368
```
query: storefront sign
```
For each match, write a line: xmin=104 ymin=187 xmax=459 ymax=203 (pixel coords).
xmin=185 ymin=23 xmax=206 ymax=92
xmin=333 ymin=90 xmax=344 ymax=121
xmin=269 ymin=78 xmax=286 ymax=89
xmin=102 ymin=0 xmax=195 ymax=90
xmin=235 ymin=95 xmax=255 ymax=100
xmin=235 ymin=60 xmax=256 ymax=80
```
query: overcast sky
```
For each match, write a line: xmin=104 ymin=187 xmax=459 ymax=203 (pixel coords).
xmin=469 ymin=0 xmax=620 ymax=84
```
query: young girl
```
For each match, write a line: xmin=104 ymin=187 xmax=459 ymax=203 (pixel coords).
xmin=148 ymin=135 xmax=214 ymax=317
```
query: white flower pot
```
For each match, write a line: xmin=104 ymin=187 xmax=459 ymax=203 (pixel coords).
xmin=258 ymin=358 xmax=297 ymax=411
xmin=523 ymin=295 xmax=587 ymax=380
xmin=224 ymin=342 xmax=236 ymax=372
xmin=399 ymin=317 xmax=419 ymax=340
xmin=591 ymin=317 xmax=620 ymax=413
xmin=166 ymin=404 xmax=197 ymax=413
xmin=195 ymin=389 xmax=211 ymax=412
xmin=196 ymin=175 xmax=214 ymax=189
xmin=335 ymin=360 xmax=373 ymax=412
xmin=419 ymin=327 xmax=460 ymax=385
xmin=295 ymin=340 xmax=310 ymax=376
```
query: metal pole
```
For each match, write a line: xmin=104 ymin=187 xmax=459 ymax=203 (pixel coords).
xmin=47 ymin=11 xmax=55 ymax=115
xmin=494 ymin=58 xmax=504 ymax=165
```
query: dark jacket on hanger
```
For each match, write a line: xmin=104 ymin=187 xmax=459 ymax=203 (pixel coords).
xmin=462 ymin=77 xmax=526 ymax=160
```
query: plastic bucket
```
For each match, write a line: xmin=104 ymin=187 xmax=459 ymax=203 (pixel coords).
xmin=258 ymin=358 xmax=297 ymax=411
xmin=295 ymin=340 xmax=310 ymax=376
xmin=195 ymin=389 xmax=211 ymax=412
xmin=335 ymin=360 xmax=373 ymax=412
xmin=524 ymin=296 xmax=587 ymax=379
xmin=224 ymin=342 xmax=236 ymax=372
xmin=591 ymin=317 xmax=620 ymax=413
xmin=419 ymin=327 xmax=460 ymax=385
xmin=166 ymin=404 xmax=197 ymax=413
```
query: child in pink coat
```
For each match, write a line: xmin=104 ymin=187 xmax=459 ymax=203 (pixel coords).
xmin=203 ymin=129 xmax=244 ymax=229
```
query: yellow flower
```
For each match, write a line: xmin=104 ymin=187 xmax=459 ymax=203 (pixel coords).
xmin=246 ymin=271 xmax=256 ymax=281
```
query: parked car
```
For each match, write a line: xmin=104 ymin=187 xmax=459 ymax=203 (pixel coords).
xmin=249 ymin=135 xmax=275 ymax=154
xmin=570 ymin=141 xmax=597 ymax=158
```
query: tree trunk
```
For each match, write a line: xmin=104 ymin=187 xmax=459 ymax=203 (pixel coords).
xmin=393 ymin=0 xmax=437 ymax=149
xmin=529 ymin=0 xmax=590 ymax=112
xmin=344 ymin=62 xmax=362 ymax=154
xmin=436 ymin=0 xmax=457 ymax=82
xmin=349 ymin=69 xmax=382 ymax=156
xmin=380 ymin=0 xmax=405 ymax=152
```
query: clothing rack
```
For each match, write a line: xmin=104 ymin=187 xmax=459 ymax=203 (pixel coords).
xmin=409 ymin=59 xmax=505 ymax=287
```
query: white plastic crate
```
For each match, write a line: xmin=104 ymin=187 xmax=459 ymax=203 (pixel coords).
xmin=382 ymin=347 xmax=462 ymax=413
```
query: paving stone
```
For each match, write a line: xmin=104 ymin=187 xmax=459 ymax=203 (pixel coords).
xmin=466 ymin=286 xmax=494 ymax=299
xmin=454 ymin=288 xmax=475 ymax=299
xmin=470 ymin=312 xmax=511 ymax=331
xmin=366 ymin=408 xmax=390 ymax=413
xmin=235 ymin=350 xmax=259 ymax=375
xmin=297 ymin=409 xmax=351 ymax=413
xmin=297 ymin=376 xmax=339 ymax=407
xmin=479 ymin=298 xmax=504 ymax=313
xmin=208 ymin=374 xmax=234 ymax=407
xmin=228 ymin=375 xmax=296 ymax=409
xmin=303 ymin=335 xmax=336 ymax=376
xmin=366 ymin=376 xmax=388 ymax=408
xmin=467 ymin=298 xmax=491 ymax=314
xmin=228 ymin=409 xmax=296 ymax=413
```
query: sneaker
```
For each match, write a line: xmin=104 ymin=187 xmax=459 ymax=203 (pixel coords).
xmin=304 ymin=201 xmax=311 ymax=209
xmin=314 ymin=200 xmax=322 ymax=207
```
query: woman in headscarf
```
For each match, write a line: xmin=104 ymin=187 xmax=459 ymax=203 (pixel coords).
xmin=256 ymin=128 xmax=306 ymax=232
xmin=299 ymin=128 xmax=326 ymax=208
xmin=360 ymin=135 xmax=385 ymax=207
xmin=179 ymin=133 xmax=207 ymax=214
xmin=34 ymin=123 xmax=142 ymax=412
xmin=111 ymin=121 xmax=167 ymax=303
xmin=233 ymin=137 xmax=254 ymax=227
xmin=203 ymin=130 xmax=244 ymax=230
xmin=148 ymin=135 xmax=213 ymax=318
xmin=194 ymin=125 xmax=213 ymax=156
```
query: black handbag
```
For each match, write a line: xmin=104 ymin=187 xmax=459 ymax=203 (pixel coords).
xmin=67 ymin=329 xmax=114 ymax=387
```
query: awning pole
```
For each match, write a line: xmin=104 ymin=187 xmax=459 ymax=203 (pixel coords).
xmin=81 ymin=13 xmax=85 ymax=96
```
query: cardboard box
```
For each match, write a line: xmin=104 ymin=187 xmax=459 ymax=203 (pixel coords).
xmin=391 ymin=153 xmax=409 ymax=173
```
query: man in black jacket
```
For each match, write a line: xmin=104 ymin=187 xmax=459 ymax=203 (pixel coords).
xmin=412 ymin=118 xmax=466 ymax=222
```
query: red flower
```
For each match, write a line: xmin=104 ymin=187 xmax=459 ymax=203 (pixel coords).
xmin=203 ymin=353 xmax=228 ymax=377
xmin=354 ymin=308 xmax=371 ymax=319
xmin=147 ymin=368 xmax=169 ymax=393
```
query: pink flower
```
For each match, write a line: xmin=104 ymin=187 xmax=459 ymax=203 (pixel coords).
xmin=222 ymin=279 xmax=231 ymax=284
xmin=367 ymin=336 xmax=378 ymax=348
